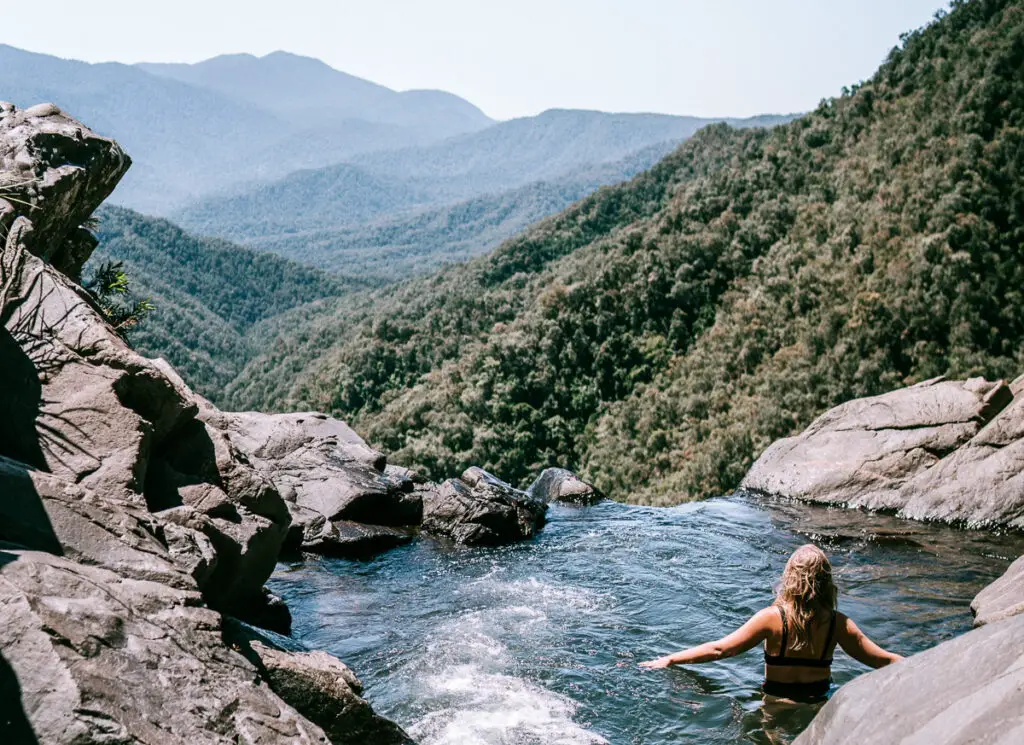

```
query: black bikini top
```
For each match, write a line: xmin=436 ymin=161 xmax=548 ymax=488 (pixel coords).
xmin=763 ymin=607 xmax=837 ymax=668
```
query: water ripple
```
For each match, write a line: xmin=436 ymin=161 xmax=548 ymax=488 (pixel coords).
xmin=271 ymin=495 xmax=1024 ymax=745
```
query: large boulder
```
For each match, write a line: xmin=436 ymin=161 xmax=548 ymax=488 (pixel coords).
xmin=226 ymin=622 xmax=415 ymax=745
xmin=421 ymin=467 xmax=547 ymax=545
xmin=793 ymin=612 xmax=1024 ymax=745
xmin=206 ymin=410 xmax=423 ymax=526
xmin=0 ymin=101 xmax=129 ymax=277
xmin=742 ymin=377 xmax=1019 ymax=525
xmin=0 ymin=549 xmax=332 ymax=745
xmin=972 ymin=555 xmax=1024 ymax=627
xmin=528 ymin=467 xmax=604 ymax=505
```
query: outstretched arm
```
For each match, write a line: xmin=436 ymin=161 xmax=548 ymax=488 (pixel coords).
xmin=640 ymin=608 xmax=775 ymax=669
xmin=836 ymin=613 xmax=903 ymax=668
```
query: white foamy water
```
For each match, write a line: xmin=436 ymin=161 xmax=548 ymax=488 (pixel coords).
xmin=401 ymin=597 xmax=609 ymax=745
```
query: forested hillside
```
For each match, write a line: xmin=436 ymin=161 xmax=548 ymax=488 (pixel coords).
xmin=242 ymin=140 xmax=686 ymax=279
xmin=88 ymin=207 xmax=358 ymax=393
xmin=223 ymin=0 xmax=1024 ymax=504
xmin=174 ymin=111 xmax=794 ymax=247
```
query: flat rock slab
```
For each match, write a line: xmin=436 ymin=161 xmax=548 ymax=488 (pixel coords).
xmin=896 ymin=394 xmax=1024 ymax=528
xmin=742 ymin=377 xmax=1022 ymax=526
xmin=794 ymin=612 xmax=1024 ymax=745
xmin=328 ymin=521 xmax=416 ymax=558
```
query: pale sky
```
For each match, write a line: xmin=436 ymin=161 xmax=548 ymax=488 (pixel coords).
xmin=3 ymin=0 xmax=947 ymax=120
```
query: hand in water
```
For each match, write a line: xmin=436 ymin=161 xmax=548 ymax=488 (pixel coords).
xmin=639 ymin=656 xmax=673 ymax=669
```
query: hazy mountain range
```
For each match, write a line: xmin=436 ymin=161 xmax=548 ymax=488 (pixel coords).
xmin=0 ymin=44 xmax=492 ymax=212
xmin=1 ymin=44 xmax=792 ymax=237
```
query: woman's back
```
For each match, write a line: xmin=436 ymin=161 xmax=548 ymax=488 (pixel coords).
xmin=764 ymin=606 xmax=838 ymax=683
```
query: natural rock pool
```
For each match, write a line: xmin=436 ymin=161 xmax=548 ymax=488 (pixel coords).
xmin=270 ymin=496 xmax=1024 ymax=745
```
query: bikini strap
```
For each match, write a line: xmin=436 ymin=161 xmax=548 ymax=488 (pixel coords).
xmin=778 ymin=606 xmax=788 ymax=658
xmin=821 ymin=610 xmax=837 ymax=660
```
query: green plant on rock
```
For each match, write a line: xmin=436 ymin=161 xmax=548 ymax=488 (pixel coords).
xmin=84 ymin=260 xmax=155 ymax=334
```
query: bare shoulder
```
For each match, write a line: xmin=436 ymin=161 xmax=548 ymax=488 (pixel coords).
xmin=752 ymin=606 xmax=780 ymax=628
xmin=836 ymin=611 xmax=860 ymax=636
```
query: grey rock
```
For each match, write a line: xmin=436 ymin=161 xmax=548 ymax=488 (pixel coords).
xmin=528 ymin=467 xmax=604 ymax=505
xmin=422 ymin=467 xmax=547 ymax=545
xmin=0 ymin=455 xmax=196 ymax=591
xmin=201 ymin=409 xmax=423 ymax=553
xmin=0 ymin=105 xmax=416 ymax=743
xmin=283 ymin=509 xmax=415 ymax=559
xmin=972 ymin=555 xmax=1024 ymax=627
xmin=894 ymin=393 xmax=1024 ymax=528
xmin=225 ymin=622 xmax=415 ymax=745
xmin=0 ymin=102 xmax=130 ymax=277
xmin=742 ymin=377 xmax=1019 ymax=525
xmin=794 ymin=612 xmax=1024 ymax=745
xmin=329 ymin=521 xmax=416 ymax=557
xmin=1 ymin=220 xmax=196 ymax=502
xmin=0 ymin=549 xmax=332 ymax=745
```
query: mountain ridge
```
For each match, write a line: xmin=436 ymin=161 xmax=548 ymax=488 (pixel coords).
xmin=0 ymin=44 xmax=492 ymax=212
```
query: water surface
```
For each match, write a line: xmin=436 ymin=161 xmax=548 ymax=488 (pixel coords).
xmin=271 ymin=495 xmax=1024 ymax=745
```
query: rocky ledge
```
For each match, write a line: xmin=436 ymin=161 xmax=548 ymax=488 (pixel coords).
xmin=742 ymin=375 xmax=1024 ymax=528
xmin=0 ymin=103 xmax=555 ymax=743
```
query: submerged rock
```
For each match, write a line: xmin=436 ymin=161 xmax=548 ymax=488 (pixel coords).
xmin=972 ymin=555 xmax=1024 ymax=627
xmin=742 ymin=376 xmax=1023 ymax=527
xmin=528 ymin=467 xmax=604 ymax=505
xmin=422 ymin=467 xmax=548 ymax=545
xmin=794 ymin=612 xmax=1024 ymax=745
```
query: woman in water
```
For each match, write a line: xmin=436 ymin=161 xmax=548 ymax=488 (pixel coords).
xmin=640 ymin=544 xmax=903 ymax=702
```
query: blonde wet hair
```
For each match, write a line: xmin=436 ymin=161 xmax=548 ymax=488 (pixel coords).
xmin=774 ymin=544 xmax=838 ymax=651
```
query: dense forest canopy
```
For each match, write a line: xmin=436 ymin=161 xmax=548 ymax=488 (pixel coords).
xmin=170 ymin=0 xmax=1024 ymax=505
xmin=88 ymin=206 xmax=361 ymax=393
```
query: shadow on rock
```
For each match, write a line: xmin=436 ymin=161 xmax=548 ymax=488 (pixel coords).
xmin=0 ymin=647 xmax=40 ymax=745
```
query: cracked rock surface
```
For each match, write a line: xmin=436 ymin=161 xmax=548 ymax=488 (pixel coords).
xmin=742 ymin=376 xmax=1023 ymax=526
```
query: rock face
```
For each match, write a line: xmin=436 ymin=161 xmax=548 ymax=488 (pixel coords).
xmin=226 ymin=622 xmax=415 ymax=745
xmin=0 ymin=549 xmax=332 ymax=745
xmin=0 ymin=100 xmax=129 ymax=278
xmin=201 ymin=409 xmax=424 ymax=552
xmin=972 ymin=555 xmax=1024 ymax=627
xmin=742 ymin=376 xmax=1024 ymax=527
xmin=422 ymin=467 xmax=548 ymax=545
xmin=528 ymin=467 xmax=604 ymax=505
xmin=793 ymin=610 xmax=1024 ymax=745
xmin=0 ymin=104 xmax=416 ymax=743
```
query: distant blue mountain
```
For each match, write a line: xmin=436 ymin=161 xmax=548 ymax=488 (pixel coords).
xmin=137 ymin=51 xmax=492 ymax=138
xmin=174 ymin=109 xmax=797 ymax=244
xmin=0 ymin=45 xmax=491 ymax=212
